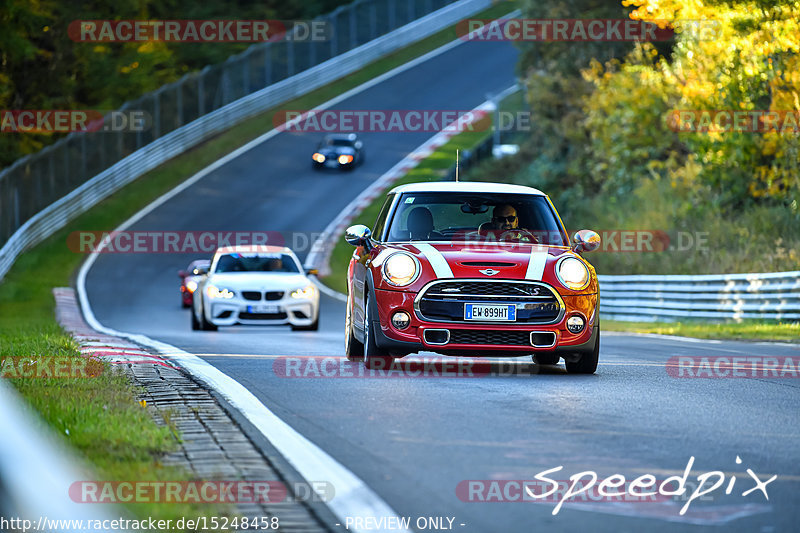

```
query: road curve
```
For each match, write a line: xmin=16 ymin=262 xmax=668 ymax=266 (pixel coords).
xmin=84 ymin=37 xmax=800 ymax=533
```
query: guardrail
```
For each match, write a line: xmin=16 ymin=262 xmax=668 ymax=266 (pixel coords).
xmin=0 ymin=0 xmax=492 ymax=282
xmin=598 ymin=271 xmax=800 ymax=322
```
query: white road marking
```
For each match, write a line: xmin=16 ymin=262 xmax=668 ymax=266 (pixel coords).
xmin=71 ymin=11 xmax=517 ymax=530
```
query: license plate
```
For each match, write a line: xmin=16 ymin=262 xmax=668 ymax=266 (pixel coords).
xmin=464 ymin=303 xmax=516 ymax=321
xmin=325 ymin=159 xmax=339 ymax=168
xmin=248 ymin=304 xmax=279 ymax=313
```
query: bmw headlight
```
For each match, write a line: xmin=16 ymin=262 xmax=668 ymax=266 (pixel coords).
xmin=382 ymin=253 xmax=420 ymax=287
xmin=557 ymin=257 xmax=590 ymax=290
xmin=206 ymin=284 xmax=235 ymax=299
xmin=291 ymin=285 xmax=317 ymax=299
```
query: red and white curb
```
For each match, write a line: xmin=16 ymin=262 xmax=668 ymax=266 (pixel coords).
xmin=54 ymin=287 xmax=176 ymax=369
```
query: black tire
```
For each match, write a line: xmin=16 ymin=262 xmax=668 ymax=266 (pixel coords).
xmin=191 ymin=308 xmax=200 ymax=330
xmin=363 ymin=291 xmax=393 ymax=370
xmin=344 ymin=292 xmax=364 ymax=361
xmin=198 ymin=303 xmax=218 ymax=331
xmin=565 ymin=326 xmax=599 ymax=374
xmin=533 ymin=353 xmax=559 ymax=365
xmin=292 ymin=316 xmax=319 ymax=331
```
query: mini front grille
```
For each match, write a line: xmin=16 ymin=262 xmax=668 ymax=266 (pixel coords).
xmin=242 ymin=291 xmax=262 ymax=301
xmin=416 ymin=280 xmax=562 ymax=324
xmin=448 ymin=329 xmax=532 ymax=346
xmin=426 ymin=281 xmax=551 ymax=298
xmin=265 ymin=291 xmax=284 ymax=301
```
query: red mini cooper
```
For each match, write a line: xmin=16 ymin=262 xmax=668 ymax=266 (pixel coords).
xmin=343 ymin=182 xmax=601 ymax=373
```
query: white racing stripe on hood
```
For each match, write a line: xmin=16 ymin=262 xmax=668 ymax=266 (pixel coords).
xmin=525 ymin=248 xmax=548 ymax=281
xmin=415 ymin=243 xmax=453 ymax=278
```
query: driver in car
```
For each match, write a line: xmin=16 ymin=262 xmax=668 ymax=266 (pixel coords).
xmin=479 ymin=204 xmax=538 ymax=243
xmin=489 ymin=204 xmax=519 ymax=231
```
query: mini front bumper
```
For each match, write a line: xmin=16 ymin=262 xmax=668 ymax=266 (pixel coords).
xmin=371 ymin=288 xmax=597 ymax=357
xmin=205 ymin=295 xmax=318 ymax=326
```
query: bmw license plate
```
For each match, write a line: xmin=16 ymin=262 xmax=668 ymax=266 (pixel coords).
xmin=248 ymin=304 xmax=279 ymax=313
xmin=464 ymin=303 xmax=516 ymax=321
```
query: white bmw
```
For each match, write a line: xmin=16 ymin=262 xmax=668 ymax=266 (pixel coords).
xmin=191 ymin=245 xmax=320 ymax=331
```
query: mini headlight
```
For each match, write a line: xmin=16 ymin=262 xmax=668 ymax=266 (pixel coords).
xmin=186 ymin=280 xmax=198 ymax=292
xmin=338 ymin=154 xmax=354 ymax=164
xmin=557 ymin=257 xmax=590 ymax=290
xmin=382 ymin=253 xmax=419 ymax=287
xmin=291 ymin=285 xmax=317 ymax=299
xmin=206 ymin=284 xmax=235 ymax=299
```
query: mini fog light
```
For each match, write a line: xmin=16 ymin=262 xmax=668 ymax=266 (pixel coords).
xmin=391 ymin=311 xmax=411 ymax=330
xmin=567 ymin=315 xmax=585 ymax=334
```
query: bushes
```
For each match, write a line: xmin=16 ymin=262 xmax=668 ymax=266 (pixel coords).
xmin=485 ymin=0 xmax=800 ymax=274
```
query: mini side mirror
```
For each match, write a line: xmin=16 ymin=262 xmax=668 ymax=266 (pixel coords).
xmin=345 ymin=225 xmax=372 ymax=250
xmin=306 ymin=268 xmax=319 ymax=276
xmin=572 ymin=230 xmax=601 ymax=253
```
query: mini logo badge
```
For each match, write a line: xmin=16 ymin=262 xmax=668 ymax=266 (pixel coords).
xmin=479 ymin=269 xmax=500 ymax=276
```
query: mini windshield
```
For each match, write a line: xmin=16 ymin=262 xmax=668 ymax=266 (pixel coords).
xmin=385 ymin=192 xmax=569 ymax=246
xmin=214 ymin=253 xmax=300 ymax=273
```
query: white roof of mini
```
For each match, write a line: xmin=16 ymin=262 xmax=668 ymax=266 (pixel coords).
xmin=388 ymin=181 xmax=546 ymax=196
xmin=215 ymin=245 xmax=292 ymax=254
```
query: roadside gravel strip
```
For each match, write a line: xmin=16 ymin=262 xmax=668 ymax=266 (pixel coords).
xmin=54 ymin=288 xmax=335 ymax=532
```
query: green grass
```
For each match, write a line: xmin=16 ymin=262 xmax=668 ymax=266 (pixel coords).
xmin=604 ymin=320 xmax=800 ymax=342
xmin=0 ymin=330 xmax=229 ymax=520
xmin=0 ymin=2 xmax=517 ymax=524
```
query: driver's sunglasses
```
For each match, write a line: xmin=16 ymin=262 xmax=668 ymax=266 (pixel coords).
xmin=494 ymin=215 xmax=517 ymax=223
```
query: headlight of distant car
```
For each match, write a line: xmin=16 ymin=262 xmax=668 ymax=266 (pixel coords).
xmin=186 ymin=280 xmax=198 ymax=293
xmin=557 ymin=257 xmax=590 ymax=290
xmin=382 ymin=253 xmax=420 ymax=287
xmin=290 ymin=285 xmax=317 ymax=299
xmin=206 ymin=284 xmax=235 ymax=299
xmin=338 ymin=154 xmax=354 ymax=164
xmin=312 ymin=153 xmax=326 ymax=163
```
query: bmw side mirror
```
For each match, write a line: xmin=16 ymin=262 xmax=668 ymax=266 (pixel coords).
xmin=345 ymin=225 xmax=372 ymax=250
xmin=572 ymin=230 xmax=601 ymax=253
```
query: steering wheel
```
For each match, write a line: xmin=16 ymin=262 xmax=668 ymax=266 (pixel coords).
xmin=499 ymin=229 xmax=539 ymax=244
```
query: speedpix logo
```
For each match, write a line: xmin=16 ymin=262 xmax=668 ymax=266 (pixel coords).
xmin=459 ymin=456 xmax=776 ymax=516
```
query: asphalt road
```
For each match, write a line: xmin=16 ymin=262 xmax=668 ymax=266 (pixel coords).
xmin=84 ymin=37 xmax=800 ymax=532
